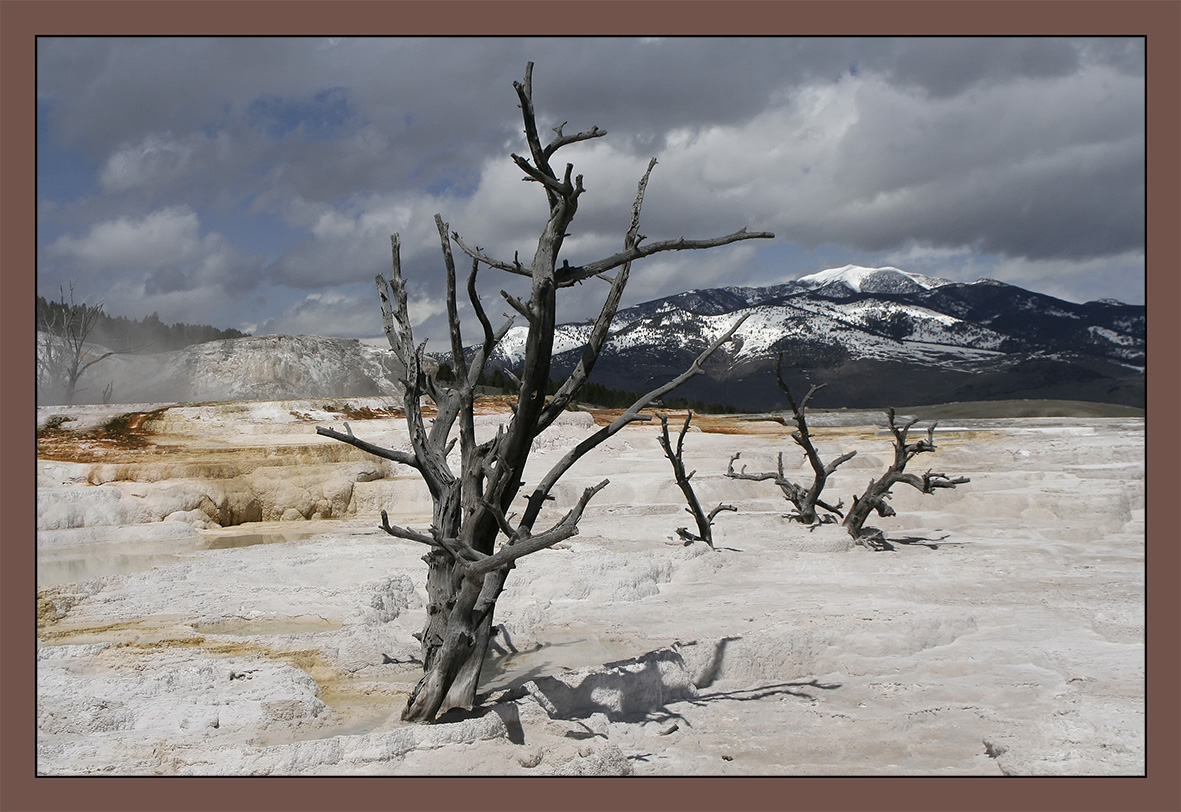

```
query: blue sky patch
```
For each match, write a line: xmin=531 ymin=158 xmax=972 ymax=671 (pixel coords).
xmin=37 ymin=100 xmax=100 ymax=203
xmin=247 ymin=87 xmax=356 ymax=141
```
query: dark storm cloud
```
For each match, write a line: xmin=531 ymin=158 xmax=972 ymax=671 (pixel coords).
xmin=36 ymin=37 xmax=1145 ymax=337
xmin=875 ymin=37 xmax=1083 ymax=97
xmin=39 ymin=38 xmax=841 ymax=205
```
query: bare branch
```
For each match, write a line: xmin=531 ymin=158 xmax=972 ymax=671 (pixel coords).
xmin=674 ymin=409 xmax=690 ymax=460
xmin=500 ymin=290 xmax=533 ymax=321
xmin=469 ymin=479 xmax=610 ymax=575
xmin=513 ymin=62 xmax=548 ymax=178
xmin=521 ymin=314 xmax=747 ymax=530
xmin=75 ymin=350 xmax=118 ymax=379
xmin=477 ymin=496 xmax=521 ymax=543
xmin=511 ymin=152 xmax=565 ymax=192
xmin=462 ymin=258 xmax=514 ymax=390
xmin=824 ymin=450 xmax=858 ymax=476
xmin=919 ymin=471 xmax=971 ymax=492
xmin=502 ymin=367 xmax=524 ymax=393
xmin=315 ymin=425 xmax=420 ymax=470
xmin=375 ymin=245 xmax=457 ymax=500
xmin=543 ymin=124 xmax=606 ymax=162
xmin=774 ymin=356 xmax=824 ymax=414
xmin=466 ymin=259 xmax=495 ymax=352
xmin=556 ymin=228 xmax=775 ymax=288
xmin=378 ymin=511 xmax=439 ymax=546
xmin=707 ymin=504 xmax=739 ymax=523
xmin=380 ymin=511 xmax=487 ymax=565
xmin=450 ymin=232 xmax=529 ymax=278
xmin=377 ymin=238 xmax=413 ymax=362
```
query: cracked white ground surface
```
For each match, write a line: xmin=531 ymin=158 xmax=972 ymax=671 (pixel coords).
xmin=36 ymin=400 xmax=1144 ymax=775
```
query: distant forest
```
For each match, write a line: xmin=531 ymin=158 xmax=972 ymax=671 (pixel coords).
xmin=36 ymin=295 xmax=250 ymax=354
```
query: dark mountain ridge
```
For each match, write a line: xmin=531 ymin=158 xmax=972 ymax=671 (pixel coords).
xmin=479 ymin=266 xmax=1145 ymax=411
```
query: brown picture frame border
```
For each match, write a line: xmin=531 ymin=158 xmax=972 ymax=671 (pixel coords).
xmin=4 ymin=3 xmax=1176 ymax=810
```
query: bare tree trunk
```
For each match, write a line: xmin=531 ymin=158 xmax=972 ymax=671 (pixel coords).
xmin=318 ymin=62 xmax=773 ymax=722
xmin=657 ymin=412 xmax=735 ymax=548
xmin=842 ymin=408 xmax=969 ymax=549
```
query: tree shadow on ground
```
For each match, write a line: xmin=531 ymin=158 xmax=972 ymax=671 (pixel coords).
xmin=690 ymin=678 xmax=841 ymax=705
xmin=691 ymin=635 xmax=742 ymax=690
xmin=666 ymin=540 xmax=743 ymax=552
xmin=440 ymin=638 xmax=842 ymax=749
xmin=634 ymin=678 xmax=842 ymax=730
xmin=478 ymin=638 xmax=590 ymax=694
xmin=563 ymin=720 xmax=609 ymax=740
xmin=890 ymin=534 xmax=956 ymax=550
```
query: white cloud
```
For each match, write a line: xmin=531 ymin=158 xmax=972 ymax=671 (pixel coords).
xmin=256 ymin=288 xmax=445 ymax=338
xmin=42 ymin=206 xmax=266 ymax=326
xmin=100 ymin=135 xmax=199 ymax=192
xmin=37 ymin=38 xmax=1144 ymax=332
xmin=268 ymin=192 xmax=444 ymax=288
xmin=249 ymin=49 xmax=1146 ymax=333
xmin=310 ymin=197 xmax=417 ymax=242
xmin=48 ymin=207 xmax=206 ymax=271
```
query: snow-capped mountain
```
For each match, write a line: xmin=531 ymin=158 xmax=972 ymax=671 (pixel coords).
xmin=56 ymin=266 xmax=1144 ymax=411
xmin=796 ymin=264 xmax=952 ymax=295
xmin=480 ymin=266 xmax=1145 ymax=410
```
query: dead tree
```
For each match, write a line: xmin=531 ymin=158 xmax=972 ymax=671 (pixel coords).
xmin=316 ymin=63 xmax=772 ymax=723
xmin=657 ymin=412 xmax=736 ymax=548
xmin=842 ymin=408 xmax=969 ymax=550
xmin=726 ymin=359 xmax=855 ymax=524
xmin=36 ymin=283 xmax=122 ymax=405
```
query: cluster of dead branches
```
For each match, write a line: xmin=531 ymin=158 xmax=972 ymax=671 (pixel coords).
xmin=312 ymin=61 xmax=968 ymax=729
xmin=317 ymin=63 xmax=772 ymax=723
xmin=720 ymin=356 xmax=968 ymax=551
xmin=841 ymin=408 xmax=970 ymax=550
xmin=726 ymin=356 xmax=857 ymax=525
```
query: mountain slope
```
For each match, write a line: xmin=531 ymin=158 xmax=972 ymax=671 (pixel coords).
xmin=481 ymin=267 xmax=1144 ymax=411
xmin=56 ymin=267 xmax=1144 ymax=411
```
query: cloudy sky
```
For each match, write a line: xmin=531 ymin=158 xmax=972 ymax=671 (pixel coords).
xmin=36 ymin=37 xmax=1145 ymax=345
